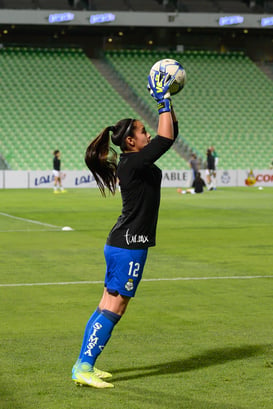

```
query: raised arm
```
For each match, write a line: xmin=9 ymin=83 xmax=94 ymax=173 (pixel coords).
xmin=157 ymin=111 xmax=173 ymax=140
xmin=147 ymin=67 xmax=177 ymax=141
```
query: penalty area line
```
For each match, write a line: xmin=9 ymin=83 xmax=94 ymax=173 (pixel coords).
xmin=0 ymin=229 xmax=63 ymax=233
xmin=0 ymin=275 xmax=273 ymax=288
xmin=0 ymin=212 xmax=62 ymax=230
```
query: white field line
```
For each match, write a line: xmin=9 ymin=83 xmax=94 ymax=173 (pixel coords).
xmin=0 ymin=275 xmax=273 ymax=288
xmin=0 ymin=212 xmax=61 ymax=229
xmin=0 ymin=229 xmax=61 ymax=232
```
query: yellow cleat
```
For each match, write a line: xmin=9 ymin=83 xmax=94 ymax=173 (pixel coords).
xmin=72 ymin=370 xmax=114 ymax=388
xmin=72 ymin=360 xmax=112 ymax=380
xmin=93 ymin=367 xmax=112 ymax=380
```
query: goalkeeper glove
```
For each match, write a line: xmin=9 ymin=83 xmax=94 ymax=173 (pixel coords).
xmin=147 ymin=70 xmax=174 ymax=114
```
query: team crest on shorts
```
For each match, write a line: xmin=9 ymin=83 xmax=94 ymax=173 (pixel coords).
xmin=125 ymin=278 xmax=134 ymax=292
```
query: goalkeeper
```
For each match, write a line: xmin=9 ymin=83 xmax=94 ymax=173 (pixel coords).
xmin=72 ymin=68 xmax=179 ymax=388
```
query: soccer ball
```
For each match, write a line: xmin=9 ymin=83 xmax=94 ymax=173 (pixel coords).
xmin=149 ymin=58 xmax=186 ymax=95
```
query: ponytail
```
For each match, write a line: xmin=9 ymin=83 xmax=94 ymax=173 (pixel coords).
xmin=85 ymin=127 xmax=118 ymax=196
xmin=85 ymin=118 xmax=135 ymax=196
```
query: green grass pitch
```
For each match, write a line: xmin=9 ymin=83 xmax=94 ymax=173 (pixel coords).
xmin=0 ymin=187 xmax=273 ymax=409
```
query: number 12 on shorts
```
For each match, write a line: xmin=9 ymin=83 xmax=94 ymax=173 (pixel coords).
xmin=128 ymin=262 xmax=140 ymax=277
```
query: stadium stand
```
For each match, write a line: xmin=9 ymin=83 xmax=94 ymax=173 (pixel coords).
xmin=0 ymin=47 xmax=187 ymax=170
xmin=1 ymin=46 xmax=272 ymax=171
xmin=104 ymin=49 xmax=273 ymax=170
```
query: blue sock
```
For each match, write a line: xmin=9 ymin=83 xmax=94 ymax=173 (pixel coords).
xmin=81 ymin=309 xmax=121 ymax=368
xmin=78 ymin=307 xmax=101 ymax=361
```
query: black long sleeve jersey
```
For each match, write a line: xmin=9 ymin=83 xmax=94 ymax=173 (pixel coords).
xmin=53 ymin=157 xmax=61 ymax=171
xmin=207 ymin=153 xmax=215 ymax=171
xmin=106 ymin=124 xmax=178 ymax=250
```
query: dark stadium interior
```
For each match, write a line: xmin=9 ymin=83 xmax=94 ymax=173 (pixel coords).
xmin=0 ymin=0 xmax=273 ymax=13
xmin=0 ymin=25 xmax=272 ymax=62
xmin=0 ymin=0 xmax=272 ymax=60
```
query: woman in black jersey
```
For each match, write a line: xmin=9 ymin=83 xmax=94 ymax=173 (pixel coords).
xmin=52 ymin=150 xmax=66 ymax=193
xmin=72 ymin=69 xmax=179 ymax=388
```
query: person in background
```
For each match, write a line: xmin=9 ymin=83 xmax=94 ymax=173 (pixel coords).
xmin=210 ymin=146 xmax=219 ymax=169
xmin=177 ymin=171 xmax=206 ymax=195
xmin=192 ymin=171 xmax=206 ymax=193
xmin=52 ymin=150 xmax=66 ymax=194
xmin=206 ymin=148 xmax=216 ymax=191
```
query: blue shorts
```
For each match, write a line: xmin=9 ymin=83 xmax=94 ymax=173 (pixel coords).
xmin=104 ymin=244 xmax=148 ymax=297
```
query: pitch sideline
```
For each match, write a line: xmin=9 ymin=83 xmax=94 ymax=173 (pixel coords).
xmin=0 ymin=275 xmax=273 ymax=288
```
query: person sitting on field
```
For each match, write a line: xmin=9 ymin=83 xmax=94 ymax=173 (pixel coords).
xmin=177 ymin=172 xmax=206 ymax=195
xmin=192 ymin=172 xmax=206 ymax=193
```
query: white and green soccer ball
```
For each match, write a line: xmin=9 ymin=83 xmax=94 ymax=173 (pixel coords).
xmin=149 ymin=58 xmax=186 ymax=95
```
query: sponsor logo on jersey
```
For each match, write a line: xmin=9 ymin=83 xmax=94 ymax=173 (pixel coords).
xmin=124 ymin=229 xmax=149 ymax=246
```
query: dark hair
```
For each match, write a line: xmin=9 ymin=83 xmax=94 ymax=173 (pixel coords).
xmin=53 ymin=150 xmax=59 ymax=155
xmin=85 ymin=118 xmax=135 ymax=196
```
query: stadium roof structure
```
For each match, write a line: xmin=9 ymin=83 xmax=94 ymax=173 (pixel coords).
xmin=0 ymin=8 xmax=273 ymax=29
xmin=0 ymin=0 xmax=272 ymax=14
